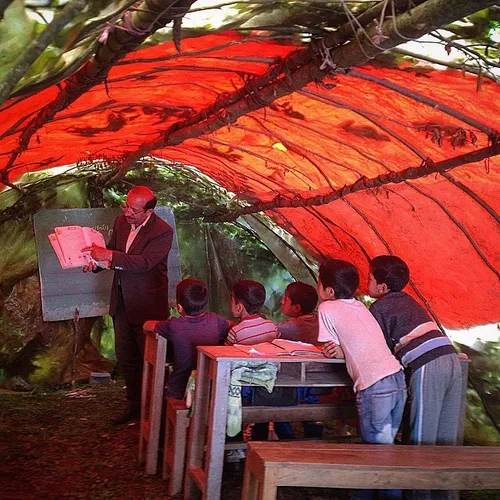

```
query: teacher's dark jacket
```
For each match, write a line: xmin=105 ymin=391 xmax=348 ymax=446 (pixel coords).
xmin=107 ymin=212 xmax=173 ymax=324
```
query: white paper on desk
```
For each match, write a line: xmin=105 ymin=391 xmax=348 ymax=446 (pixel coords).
xmin=272 ymin=339 xmax=323 ymax=356
xmin=233 ymin=342 xmax=285 ymax=355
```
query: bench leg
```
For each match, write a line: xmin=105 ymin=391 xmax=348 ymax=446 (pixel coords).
xmin=260 ymin=468 xmax=278 ymax=500
xmin=162 ymin=409 xmax=171 ymax=482
xmin=169 ymin=414 xmax=189 ymax=496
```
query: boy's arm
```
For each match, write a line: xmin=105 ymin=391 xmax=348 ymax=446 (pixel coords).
xmin=153 ymin=318 xmax=171 ymax=339
xmin=369 ymin=301 xmax=396 ymax=351
xmin=317 ymin=305 xmax=343 ymax=358
xmin=218 ymin=317 xmax=230 ymax=344
xmin=225 ymin=327 xmax=237 ymax=346
xmin=144 ymin=320 xmax=158 ymax=333
xmin=322 ymin=341 xmax=344 ymax=359
xmin=276 ymin=319 xmax=294 ymax=340
xmin=317 ymin=307 xmax=340 ymax=344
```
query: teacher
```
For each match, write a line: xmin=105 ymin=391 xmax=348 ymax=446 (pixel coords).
xmin=84 ymin=186 xmax=173 ymax=424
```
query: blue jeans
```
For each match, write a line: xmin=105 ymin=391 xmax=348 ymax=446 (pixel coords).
xmin=352 ymin=370 xmax=407 ymax=500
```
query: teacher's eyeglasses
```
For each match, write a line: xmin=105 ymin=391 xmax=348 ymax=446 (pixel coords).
xmin=120 ymin=203 xmax=145 ymax=215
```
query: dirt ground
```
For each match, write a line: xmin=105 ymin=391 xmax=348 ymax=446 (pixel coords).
xmin=0 ymin=383 xmax=498 ymax=500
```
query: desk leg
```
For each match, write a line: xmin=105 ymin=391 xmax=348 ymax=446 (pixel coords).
xmin=204 ymin=359 xmax=231 ymax=500
xmin=185 ymin=352 xmax=210 ymax=499
xmin=241 ymin=447 xmax=259 ymax=500
xmin=242 ymin=469 xmax=259 ymax=500
xmin=260 ymin=468 xmax=278 ymax=500
xmin=138 ymin=357 xmax=150 ymax=464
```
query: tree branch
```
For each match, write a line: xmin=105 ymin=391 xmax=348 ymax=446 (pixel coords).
xmin=2 ymin=0 xmax=197 ymax=185
xmin=0 ymin=0 xmax=14 ymax=21
xmin=349 ymin=69 xmax=496 ymax=137
xmin=0 ymin=0 xmax=87 ymax=107
xmin=204 ymin=141 xmax=500 ymax=222
xmin=109 ymin=0 xmax=498 ymax=183
xmin=393 ymin=48 xmax=499 ymax=83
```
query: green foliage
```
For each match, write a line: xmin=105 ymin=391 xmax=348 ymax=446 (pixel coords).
xmin=457 ymin=337 xmax=500 ymax=445
xmin=122 ymin=160 xmax=231 ymax=220
xmin=92 ymin=315 xmax=116 ymax=361
xmin=28 ymin=347 xmax=65 ymax=385
xmin=0 ymin=312 xmax=27 ymax=362
xmin=0 ymin=219 xmax=38 ymax=283
xmin=0 ymin=0 xmax=38 ymax=81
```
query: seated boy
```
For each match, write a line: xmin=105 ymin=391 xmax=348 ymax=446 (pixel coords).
xmin=277 ymin=281 xmax=319 ymax=344
xmin=226 ymin=280 xmax=299 ymax=442
xmin=368 ymin=255 xmax=462 ymax=449
xmin=276 ymin=281 xmax=323 ymax=439
xmin=225 ymin=279 xmax=279 ymax=345
xmin=151 ymin=278 xmax=229 ymax=400
xmin=318 ymin=258 xmax=406 ymax=500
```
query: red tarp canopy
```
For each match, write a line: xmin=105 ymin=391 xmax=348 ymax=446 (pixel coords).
xmin=0 ymin=33 xmax=499 ymax=328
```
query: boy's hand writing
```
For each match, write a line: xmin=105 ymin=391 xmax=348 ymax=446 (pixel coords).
xmin=322 ymin=341 xmax=344 ymax=359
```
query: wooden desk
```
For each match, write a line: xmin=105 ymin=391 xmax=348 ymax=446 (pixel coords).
xmin=183 ymin=346 xmax=352 ymax=500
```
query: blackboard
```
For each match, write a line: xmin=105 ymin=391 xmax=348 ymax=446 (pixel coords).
xmin=34 ymin=207 xmax=181 ymax=321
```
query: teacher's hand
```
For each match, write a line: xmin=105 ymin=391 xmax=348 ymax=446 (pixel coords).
xmin=82 ymin=262 xmax=98 ymax=273
xmin=82 ymin=244 xmax=112 ymax=262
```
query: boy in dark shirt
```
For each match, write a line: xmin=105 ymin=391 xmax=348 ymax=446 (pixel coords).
xmin=152 ymin=278 xmax=229 ymax=399
xmin=368 ymin=255 xmax=462 ymax=451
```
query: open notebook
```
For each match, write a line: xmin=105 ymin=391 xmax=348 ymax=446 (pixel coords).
xmin=48 ymin=225 xmax=105 ymax=269
xmin=234 ymin=339 xmax=324 ymax=356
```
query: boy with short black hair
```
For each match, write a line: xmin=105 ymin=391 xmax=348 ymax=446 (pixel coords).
xmin=152 ymin=278 xmax=229 ymax=399
xmin=277 ymin=281 xmax=323 ymax=439
xmin=277 ymin=281 xmax=319 ymax=344
xmin=318 ymin=259 xmax=406 ymax=500
xmin=225 ymin=279 xmax=279 ymax=345
xmin=368 ymin=255 xmax=462 ymax=448
xmin=317 ymin=258 xmax=406 ymax=442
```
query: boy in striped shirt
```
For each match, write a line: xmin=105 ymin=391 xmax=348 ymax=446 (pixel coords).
xmin=368 ymin=255 xmax=462 ymax=453
xmin=225 ymin=279 xmax=279 ymax=345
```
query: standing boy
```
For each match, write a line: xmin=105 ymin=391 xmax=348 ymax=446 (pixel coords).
xmin=318 ymin=259 xmax=406 ymax=500
xmin=368 ymin=255 xmax=462 ymax=447
xmin=149 ymin=278 xmax=229 ymax=399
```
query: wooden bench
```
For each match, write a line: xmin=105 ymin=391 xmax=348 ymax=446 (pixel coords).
xmin=163 ymin=397 xmax=191 ymax=496
xmin=163 ymin=398 xmax=357 ymax=496
xmin=241 ymin=442 xmax=500 ymax=500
